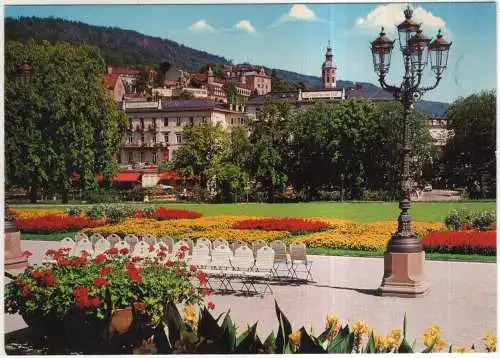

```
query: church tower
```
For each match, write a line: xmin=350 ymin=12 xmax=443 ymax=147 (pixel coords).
xmin=322 ymin=41 xmax=337 ymax=89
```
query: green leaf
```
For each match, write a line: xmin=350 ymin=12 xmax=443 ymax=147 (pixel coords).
xmin=263 ymin=331 xmax=276 ymax=354
xmin=449 ymin=344 xmax=453 ymax=353
xmin=398 ymin=337 xmax=414 ymax=353
xmin=403 ymin=312 xmax=407 ymax=337
xmin=220 ymin=312 xmax=236 ymax=353
xmin=198 ymin=306 xmax=222 ymax=341
xmin=283 ymin=340 xmax=294 ymax=354
xmin=274 ymin=300 xmax=292 ymax=353
xmin=297 ymin=327 xmax=325 ymax=353
xmin=316 ymin=324 xmax=335 ymax=344
xmin=235 ymin=322 xmax=258 ymax=354
xmin=365 ymin=331 xmax=376 ymax=353
xmin=421 ymin=335 xmax=438 ymax=353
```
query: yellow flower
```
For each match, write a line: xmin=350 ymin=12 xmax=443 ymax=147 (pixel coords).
xmin=455 ymin=346 xmax=475 ymax=353
xmin=422 ymin=325 xmax=447 ymax=352
xmin=386 ymin=329 xmax=402 ymax=350
xmin=352 ymin=320 xmax=369 ymax=336
xmin=374 ymin=334 xmax=388 ymax=350
xmin=289 ymin=330 xmax=301 ymax=347
xmin=325 ymin=314 xmax=340 ymax=331
xmin=483 ymin=331 xmax=497 ymax=352
xmin=183 ymin=304 xmax=197 ymax=326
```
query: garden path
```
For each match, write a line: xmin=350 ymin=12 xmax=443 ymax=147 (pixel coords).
xmin=4 ymin=240 xmax=496 ymax=352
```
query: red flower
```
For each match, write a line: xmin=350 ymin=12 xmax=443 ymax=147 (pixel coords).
xmin=71 ymin=257 xmax=86 ymax=266
xmin=31 ymin=271 xmax=43 ymax=279
xmin=207 ymin=302 xmax=215 ymax=311
xmin=157 ymin=252 xmax=166 ymax=259
xmin=189 ymin=265 xmax=197 ymax=273
xmin=165 ymin=260 xmax=174 ymax=267
xmin=57 ymin=257 xmax=71 ymax=266
xmin=22 ymin=250 xmax=33 ymax=257
xmin=233 ymin=217 xmax=329 ymax=234
xmin=106 ymin=247 xmax=119 ymax=255
xmin=90 ymin=296 xmax=101 ymax=307
xmin=73 ymin=286 xmax=90 ymax=308
xmin=149 ymin=245 xmax=155 ymax=253
xmin=154 ymin=207 xmax=202 ymax=220
xmin=133 ymin=301 xmax=147 ymax=313
xmin=120 ymin=247 xmax=130 ymax=255
xmin=100 ymin=266 xmax=111 ymax=276
xmin=94 ymin=277 xmax=109 ymax=288
xmin=80 ymin=250 xmax=90 ymax=258
xmin=15 ymin=214 xmax=104 ymax=234
xmin=94 ymin=254 xmax=107 ymax=263
xmin=159 ymin=245 xmax=168 ymax=252
xmin=180 ymin=245 xmax=188 ymax=252
xmin=45 ymin=269 xmax=53 ymax=276
xmin=127 ymin=269 xmax=143 ymax=284
xmin=176 ymin=267 xmax=185 ymax=276
xmin=188 ymin=288 xmax=196 ymax=296
xmin=132 ymin=256 xmax=141 ymax=262
xmin=21 ymin=285 xmax=31 ymax=297
xmin=45 ymin=249 xmax=57 ymax=257
xmin=197 ymin=271 xmax=208 ymax=286
xmin=200 ymin=288 xmax=212 ymax=297
xmin=43 ymin=275 xmax=55 ymax=286
xmin=73 ymin=286 xmax=89 ymax=298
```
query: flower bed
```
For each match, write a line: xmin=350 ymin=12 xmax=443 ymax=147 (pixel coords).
xmin=10 ymin=208 xmax=65 ymax=219
xmin=15 ymin=214 xmax=105 ymax=234
xmin=296 ymin=221 xmax=445 ymax=251
xmin=422 ymin=230 xmax=496 ymax=255
xmin=233 ymin=217 xmax=329 ymax=234
xmin=181 ymin=229 xmax=290 ymax=243
xmin=5 ymin=246 xmax=210 ymax=353
xmin=154 ymin=207 xmax=202 ymax=220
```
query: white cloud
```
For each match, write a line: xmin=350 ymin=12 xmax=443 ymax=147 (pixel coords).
xmin=234 ymin=20 xmax=255 ymax=33
xmin=353 ymin=4 xmax=451 ymax=39
xmin=188 ymin=20 xmax=216 ymax=32
xmin=271 ymin=4 xmax=327 ymax=27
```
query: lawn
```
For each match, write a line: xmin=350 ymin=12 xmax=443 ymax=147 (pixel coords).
xmin=11 ymin=200 xmax=496 ymax=223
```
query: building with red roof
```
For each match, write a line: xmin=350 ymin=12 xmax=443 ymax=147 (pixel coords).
xmin=105 ymin=74 xmax=126 ymax=101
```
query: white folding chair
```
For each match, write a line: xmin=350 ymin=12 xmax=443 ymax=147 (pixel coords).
xmin=251 ymin=246 xmax=275 ymax=295
xmin=142 ymin=234 xmax=157 ymax=246
xmin=107 ymin=234 xmax=121 ymax=247
xmin=60 ymin=237 xmax=75 ymax=256
xmin=74 ymin=232 xmax=89 ymax=242
xmin=124 ymin=234 xmax=139 ymax=250
xmin=159 ymin=236 xmax=174 ymax=253
xmin=114 ymin=240 xmax=131 ymax=256
xmin=231 ymin=246 xmax=257 ymax=295
xmin=205 ymin=245 xmax=234 ymax=292
xmin=131 ymin=240 xmax=151 ymax=260
xmin=270 ymin=240 xmax=292 ymax=279
xmin=90 ymin=233 xmax=105 ymax=245
xmin=188 ymin=243 xmax=211 ymax=269
xmin=289 ymin=242 xmax=314 ymax=281
xmin=94 ymin=237 xmax=111 ymax=256
xmin=232 ymin=240 xmax=246 ymax=255
xmin=252 ymin=240 xmax=267 ymax=258
xmin=196 ymin=238 xmax=212 ymax=254
xmin=74 ymin=238 xmax=94 ymax=257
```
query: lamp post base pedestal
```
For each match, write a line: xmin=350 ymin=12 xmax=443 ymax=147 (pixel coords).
xmin=5 ymin=230 xmax=28 ymax=270
xmin=378 ymin=251 xmax=430 ymax=298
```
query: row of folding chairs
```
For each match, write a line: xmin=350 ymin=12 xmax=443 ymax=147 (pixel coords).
xmin=62 ymin=233 xmax=314 ymax=281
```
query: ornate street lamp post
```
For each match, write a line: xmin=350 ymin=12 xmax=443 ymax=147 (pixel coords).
xmin=370 ymin=6 xmax=451 ymax=297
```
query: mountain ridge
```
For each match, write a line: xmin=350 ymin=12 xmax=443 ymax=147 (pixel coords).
xmin=5 ymin=16 xmax=448 ymax=116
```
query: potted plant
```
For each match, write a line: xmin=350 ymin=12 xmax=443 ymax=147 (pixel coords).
xmin=5 ymin=245 xmax=210 ymax=353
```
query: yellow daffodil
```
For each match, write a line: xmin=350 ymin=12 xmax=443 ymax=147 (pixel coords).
xmin=374 ymin=334 xmax=388 ymax=350
xmin=386 ymin=329 xmax=402 ymax=350
xmin=183 ymin=304 xmax=197 ymax=326
xmin=289 ymin=330 xmax=301 ymax=347
xmin=455 ymin=346 xmax=475 ymax=353
xmin=352 ymin=320 xmax=370 ymax=336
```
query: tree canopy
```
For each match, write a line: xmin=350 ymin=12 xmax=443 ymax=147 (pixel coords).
xmin=442 ymin=91 xmax=496 ymax=198
xmin=5 ymin=40 xmax=128 ymax=203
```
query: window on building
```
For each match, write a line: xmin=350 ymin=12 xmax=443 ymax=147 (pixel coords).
xmin=164 ymin=133 xmax=169 ymax=143
xmin=128 ymin=134 xmax=133 ymax=143
xmin=117 ymin=153 xmax=121 ymax=164
xmin=152 ymin=118 xmax=156 ymax=128
xmin=164 ymin=118 xmax=168 ymax=126
xmin=176 ymin=118 xmax=181 ymax=126
xmin=140 ymin=152 xmax=145 ymax=162
xmin=189 ymin=117 xmax=194 ymax=126
xmin=152 ymin=152 xmax=157 ymax=163
xmin=128 ymin=152 xmax=133 ymax=163
xmin=240 ymin=118 xmax=245 ymax=125
xmin=327 ymin=76 xmax=330 ymax=83
xmin=140 ymin=134 xmax=145 ymax=144
xmin=231 ymin=118 xmax=234 ymax=125
xmin=176 ymin=133 xmax=182 ymax=143
xmin=152 ymin=135 xmax=156 ymax=143
xmin=140 ymin=118 xmax=144 ymax=128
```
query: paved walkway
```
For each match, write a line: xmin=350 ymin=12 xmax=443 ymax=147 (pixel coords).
xmin=4 ymin=240 xmax=497 ymax=352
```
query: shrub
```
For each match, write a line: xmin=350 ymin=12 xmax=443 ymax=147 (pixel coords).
xmin=317 ymin=190 xmax=341 ymax=202
xmin=233 ymin=217 xmax=329 ymax=235
xmin=472 ymin=211 xmax=496 ymax=231
xmin=422 ymin=230 xmax=496 ymax=255
xmin=82 ymin=188 xmax=117 ymax=204
xmin=444 ymin=208 xmax=496 ymax=231
xmin=65 ymin=207 xmax=82 ymax=216
xmin=85 ymin=205 xmax=107 ymax=221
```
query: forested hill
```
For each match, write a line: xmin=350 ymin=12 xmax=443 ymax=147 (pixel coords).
xmin=5 ymin=16 xmax=448 ymax=115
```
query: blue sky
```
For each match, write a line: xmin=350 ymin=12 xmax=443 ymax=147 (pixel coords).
xmin=5 ymin=2 xmax=497 ymax=103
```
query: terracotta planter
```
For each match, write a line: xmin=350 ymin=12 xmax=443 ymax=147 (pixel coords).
xmin=109 ymin=307 xmax=134 ymax=335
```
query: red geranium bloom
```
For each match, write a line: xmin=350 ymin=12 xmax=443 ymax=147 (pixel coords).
xmin=189 ymin=265 xmax=197 ymax=273
xmin=120 ymin=247 xmax=130 ymax=255
xmin=159 ymin=245 xmax=168 ymax=252
xmin=165 ymin=260 xmax=174 ymax=267
xmin=149 ymin=245 xmax=155 ymax=253
xmin=45 ymin=249 xmax=57 ymax=257
xmin=57 ymin=257 xmax=71 ymax=266
xmin=133 ymin=301 xmax=146 ymax=313
xmin=43 ymin=275 xmax=55 ymax=286
xmin=180 ymin=246 xmax=188 ymax=252
xmin=200 ymin=288 xmax=212 ymax=297
xmin=21 ymin=285 xmax=31 ymax=297
xmin=132 ymin=256 xmax=141 ymax=262
xmin=31 ymin=271 xmax=43 ymax=279
xmin=106 ymin=247 xmax=119 ymax=255
xmin=80 ymin=250 xmax=90 ymax=258
xmin=94 ymin=254 xmax=107 ymax=263
xmin=71 ymin=257 xmax=86 ymax=266
xmin=197 ymin=271 xmax=208 ymax=286
xmin=22 ymin=250 xmax=33 ymax=257
xmin=45 ymin=269 xmax=53 ymax=276
xmin=208 ymin=302 xmax=215 ymax=310
xmin=94 ymin=277 xmax=109 ymax=288
xmin=73 ymin=286 xmax=89 ymax=298
xmin=127 ymin=269 xmax=143 ymax=284
xmin=90 ymin=296 xmax=101 ymax=307
xmin=100 ymin=266 xmax=111 ymax=276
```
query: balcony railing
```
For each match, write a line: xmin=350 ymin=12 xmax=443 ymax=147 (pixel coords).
xmin=135 ymin=125 xmax=145 ymax=132
xmin=124 ymin=142 xmax=141 ymax=147
xmin=148 ymin=125 xmax=157 ymax=132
